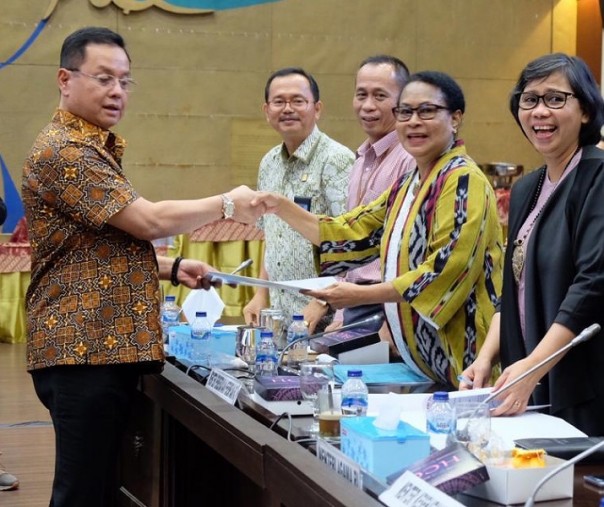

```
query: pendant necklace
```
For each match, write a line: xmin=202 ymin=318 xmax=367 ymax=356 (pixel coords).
xmin=511 ymin=149 xmax=578 ymax=284
xmin=511 ymin=168 xmax=546 ymax=284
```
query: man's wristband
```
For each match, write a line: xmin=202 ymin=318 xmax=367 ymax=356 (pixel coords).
xmin=171 ymin=257 xmax=183 ymax=287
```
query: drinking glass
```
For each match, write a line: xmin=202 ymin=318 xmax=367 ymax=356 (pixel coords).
xmin=451 ymin=401 xmax=491 ymax=452
xmin=299 ymin=362 xmax=334 ymax=435
xmin=318 ymin=387 xmax=342 ymax=440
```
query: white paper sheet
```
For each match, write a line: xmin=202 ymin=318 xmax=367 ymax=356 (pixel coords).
xmin=209 ymin=272 xmax=337 ymax=292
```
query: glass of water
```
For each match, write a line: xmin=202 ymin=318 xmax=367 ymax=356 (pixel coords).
xmin=299 ymin=362 xmax=334 ymax=435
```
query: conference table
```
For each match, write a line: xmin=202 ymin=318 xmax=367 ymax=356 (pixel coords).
xmin=117 ymin=357 xmax=604 ymax=507
xmin=0 ymin=220 xmax=263 ymax=343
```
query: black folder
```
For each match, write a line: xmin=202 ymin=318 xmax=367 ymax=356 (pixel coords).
xmin=514 ymin=437 xmax=604 ymax=464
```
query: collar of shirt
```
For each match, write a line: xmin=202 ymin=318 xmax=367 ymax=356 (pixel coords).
xmin=54 ymin=109 xmax=127 ymax=162
xmin=279 ymin=125 xmax=321 ymax=164
xmin=356 ymin=129 xmax=400 ymax=160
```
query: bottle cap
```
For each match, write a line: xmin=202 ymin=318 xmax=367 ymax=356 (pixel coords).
xmin=433 ymin=391 xmax=449 ymax=401
xmin=292 ymin=314 xmax=304 ymax=321
xmin=195 ymin=311 xmax=207 ymax=317
xmin=347 ymin=370 xmax=362 ymax=378
xmin=260 ymin=330 xmax=273 ymax=338
xmin=165 ymin=295 xmax=176 ymax=302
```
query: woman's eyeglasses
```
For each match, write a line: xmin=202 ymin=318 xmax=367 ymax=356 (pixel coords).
xmin=392 ymin=103 xmax=450 ymax=122
xmin=517 ymin=91 xmax=575 ymax=110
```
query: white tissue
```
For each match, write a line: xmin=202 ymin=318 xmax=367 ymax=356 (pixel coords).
xmin=182 ymin=287 xmax=225 ymax=326
xmin=373 ymin=392 xmax=403 ymax=431
xmin=315 ymin=353 xmax=339 ymax=364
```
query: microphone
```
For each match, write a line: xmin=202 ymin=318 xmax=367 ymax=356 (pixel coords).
xmin=459 ymin=324 xmax=601 ymax=436
xmin=230 ymin=258 xmax=253 ymax=275
xmin=276 ymin=313 xmax=384 ymax=372
xmin=524 ymin=438 xmax=604 ymax=506
xmin=483 ymin=323 xmax=601 ymax=406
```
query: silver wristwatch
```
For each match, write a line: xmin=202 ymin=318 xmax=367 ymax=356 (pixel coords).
xmin=221 ymin=194 xmax=235 ymax=219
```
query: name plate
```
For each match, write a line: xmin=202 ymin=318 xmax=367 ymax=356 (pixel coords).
xmin=379 ymin=471 xmax=464 ymax=507
xmin=206 ymin=368 xmax=242 ymax=405
xmin=316 ymin=438 xmax=363 ymax=489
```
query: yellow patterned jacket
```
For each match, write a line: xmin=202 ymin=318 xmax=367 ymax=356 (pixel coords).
xmin=318 ymin=142 xmax=503 ymax=386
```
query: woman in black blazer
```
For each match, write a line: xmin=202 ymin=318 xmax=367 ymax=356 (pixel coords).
xmin=461 ymin=53 xmax=604 ymax=436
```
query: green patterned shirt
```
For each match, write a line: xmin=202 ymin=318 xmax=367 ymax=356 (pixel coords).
xmin=258 ymin=126 xmax=353 ymax=322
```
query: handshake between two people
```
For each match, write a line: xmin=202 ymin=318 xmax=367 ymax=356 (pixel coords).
xmin=191 ymin=189 xmax=305 ymax=289
xmin=222 ymin=187 xmax=285 ymax=225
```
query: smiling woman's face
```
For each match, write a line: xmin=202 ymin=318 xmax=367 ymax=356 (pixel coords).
xmin=518 ymin=71 xmax=588 ymax=165
xmin=395 ymin=81 xmax=461 ymax=173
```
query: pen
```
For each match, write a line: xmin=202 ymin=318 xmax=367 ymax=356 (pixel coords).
xmin=457 ymin=374 xmax=474 ymax=387
xmin=230 ymin=258 xmax=253 ymax=275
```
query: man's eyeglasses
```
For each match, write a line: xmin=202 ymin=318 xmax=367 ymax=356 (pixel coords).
xmin=266 ymin=97 xmax=312 ymax=112
xmin=517 ymin=91 xmax=575 ymax=110
xmin=67 ymin=69 xmax=136 ymax=92
xmin=392 ymin=103 xmax=450 ymax=122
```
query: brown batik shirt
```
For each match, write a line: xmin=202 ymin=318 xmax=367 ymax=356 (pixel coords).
xmin=22 ymin=109 xmax=164 ymax=371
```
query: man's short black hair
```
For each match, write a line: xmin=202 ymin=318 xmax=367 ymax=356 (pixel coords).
xmin=358 ymin=55 xmax=410 ymax=91
xmin=264 ymin=67 xmax=320 ymax=102
xmin=60 ymin=26 xmax=130 ymax=70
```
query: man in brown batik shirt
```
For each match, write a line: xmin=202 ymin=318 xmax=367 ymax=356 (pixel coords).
xmin=22 ymin=27 xmax=262 ymax=507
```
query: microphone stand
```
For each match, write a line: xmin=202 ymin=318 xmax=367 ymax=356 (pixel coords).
xmin=460 ymin=323 xmax=601 ymax=434
xmin=276 ymin=313 xmax=384 ymax=373
xmin=483 ymin=323 xmax=601 ymax=406
xmin=524 ymin=439 xmax=604 ymax=506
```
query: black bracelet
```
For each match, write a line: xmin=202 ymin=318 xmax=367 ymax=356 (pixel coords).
xmin=171 ymin=257 xmax=183 ymax=287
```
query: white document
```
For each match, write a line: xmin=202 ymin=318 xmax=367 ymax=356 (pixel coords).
xmin=209 ymin=272 xmax=337 ymax=292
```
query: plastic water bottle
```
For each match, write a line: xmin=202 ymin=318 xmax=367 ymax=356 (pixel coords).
xmin=161 ymin=295 xmax=180 ymax=346
xmin=426 ymin=391 xmax=455 ymax=450
xmin=341 ymin=370 xmax=369 ymax=416
xmin=286 ymin=314 xmax=309 ymax=368
xmin=255 ymin=329 xmax=278 ymax=376
xmin=190 ymin=311 xmax=212 ymax=364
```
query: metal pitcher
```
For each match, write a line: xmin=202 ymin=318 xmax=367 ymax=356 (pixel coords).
xmin=236 ymin=325 xmax=260 ymax=365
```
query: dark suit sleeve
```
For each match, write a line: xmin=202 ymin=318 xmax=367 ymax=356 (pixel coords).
xmin=0 ymin=197 xmax=6 ymax=226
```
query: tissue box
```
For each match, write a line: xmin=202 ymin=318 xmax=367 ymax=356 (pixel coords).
xmin=340 ymin=416 xmax=430 ymax=480
xmin=465 ymin=455 xmax=573 ymax=504
xmin=172 ymin=324 xmax=236 ymax=356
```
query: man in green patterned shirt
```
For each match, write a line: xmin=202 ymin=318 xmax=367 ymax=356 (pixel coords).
xmin=243 ymin=68 xmax=353 ymax=331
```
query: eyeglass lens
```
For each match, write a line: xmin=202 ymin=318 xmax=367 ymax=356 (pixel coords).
xmin=267 ymin=98 xmax=310 ymax=110
xmin=518 ymin=91 xmax=572 ymax=110
xmin=393 ymin=104 xmax=446 ymax=121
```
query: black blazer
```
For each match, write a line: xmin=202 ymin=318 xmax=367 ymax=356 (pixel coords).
xmin=500 ymin=146 xmax=604 ymax=435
